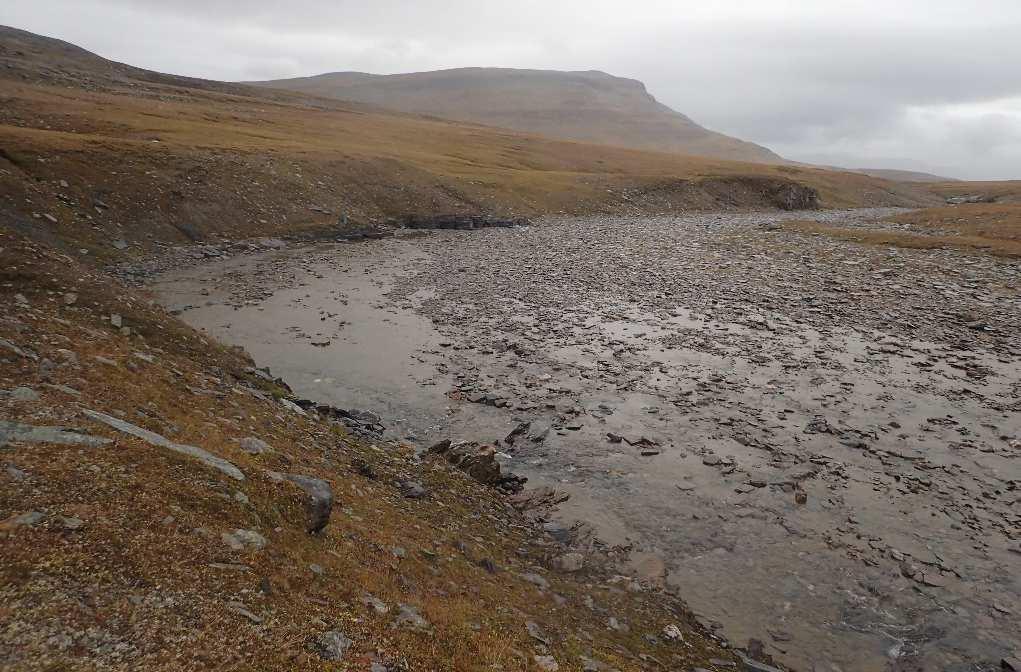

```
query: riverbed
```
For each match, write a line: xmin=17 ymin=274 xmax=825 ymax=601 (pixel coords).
xmin=149 ymin=209 xmax=1021 ymax=672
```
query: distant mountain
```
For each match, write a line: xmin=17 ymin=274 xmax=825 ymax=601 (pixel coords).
xmin=854 ymin=168 xmax=957 ymax=183
xmin=249 ymin=68 xmax=786 ymax=164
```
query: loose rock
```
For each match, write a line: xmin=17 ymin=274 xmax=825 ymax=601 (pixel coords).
xmin=312 ymin=630 xmax=352 ymax=661
xmin=283 ymin=474 xmax=333 ymax=533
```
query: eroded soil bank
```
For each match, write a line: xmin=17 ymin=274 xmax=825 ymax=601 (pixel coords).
xmin=150 ymin=209 xmax=1021 ymax=672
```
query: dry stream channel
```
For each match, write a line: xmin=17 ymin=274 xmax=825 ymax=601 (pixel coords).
xmin=150 ymin=209 xmax=1021 ymax=672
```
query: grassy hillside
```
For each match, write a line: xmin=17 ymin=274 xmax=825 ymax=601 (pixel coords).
xmin=0 ymin=78 xmax=935 ymax=259
xmin=0 ymin=26 xmax=940 ymax=262
xmin=922 ymin=180 xmax=1021 ymax=203
xmin=782 ymin=203 xmax=1021 ymax=258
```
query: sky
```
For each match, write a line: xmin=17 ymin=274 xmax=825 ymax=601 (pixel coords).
xmin=3 ymin=1 xmax=1020 ymax=180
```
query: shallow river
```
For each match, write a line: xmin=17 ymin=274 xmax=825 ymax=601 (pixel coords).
xmin=150 ymin=211 xmax=1021 ymax=672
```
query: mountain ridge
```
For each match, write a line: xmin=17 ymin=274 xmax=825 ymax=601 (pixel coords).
xmin=248 ymin=67 xmax=786 ymax=164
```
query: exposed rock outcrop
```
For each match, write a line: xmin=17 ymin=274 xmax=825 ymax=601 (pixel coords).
xmin=402 ymin=214 xmax=530 ymax=230
xmin=82 ymin=409 xmax=244 ymax=481
xmin=428 ymin=440 xmax=527 ymax=493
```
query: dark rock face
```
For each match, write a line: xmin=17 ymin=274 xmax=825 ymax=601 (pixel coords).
xmin=699 ymin=176 xmax=820 ymax=211
xmin=402 ymin=214 xmax=530 ymax=230
xmin=302 ymin=401 xmax=385 ymax=436
xmin=284 ymin=474 xmax=334 ymax=534
xmin=428 ymin=440 xmax=527 ymax=493
xmin=770 ymin=182 xmax=820 ymax=211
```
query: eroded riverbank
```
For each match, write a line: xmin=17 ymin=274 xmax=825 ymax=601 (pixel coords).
xmin=149 ymin=209 xmax=1021 ymax=672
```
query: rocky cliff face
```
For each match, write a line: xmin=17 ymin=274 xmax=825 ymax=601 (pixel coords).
xmin=250 ymin=67 xmax=786 ymax=164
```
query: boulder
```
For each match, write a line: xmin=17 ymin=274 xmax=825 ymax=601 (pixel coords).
xmin=508 ymin=486 xmax=570 ymax=511
xmin=504 ymin=421 xmax=531 ymax=445
xmin=312 ymin=630 xmax=352 ymax=661
xmin=0 ymin=338 xmax=39 ymax=360
xmin=394 ymin=604 xmax=430 ymax=630
xmin=221 ymin=528 xmax=267 ymax=551
xmin=0 ymin=421 xmax=111 ymax=449
xmin=553 ymin=553 xmax=585 ymax=572
xmin=283 ymin=474 xmax=333 ymax=534
xmin=239 ymin=436 xmax=272 ymax=454
xmin=428 ymin=440 xmax=526 ymax=493
xmin=0 ymin=510 xmax=45 ymax=532
xmin=400 ymin=480 xmax=429 ymax=499
xmin=9 ymin=387 xmax=40 ymax=402
xmin=534 ymin=655 xmax=560 ymax=671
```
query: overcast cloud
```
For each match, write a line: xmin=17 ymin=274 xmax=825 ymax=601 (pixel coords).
xmin=3 ymin=1 xmax=1020 ymax=179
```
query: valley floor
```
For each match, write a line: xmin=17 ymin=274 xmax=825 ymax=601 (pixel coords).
xmin=149 ymin=208 xmax=1021 ymax=672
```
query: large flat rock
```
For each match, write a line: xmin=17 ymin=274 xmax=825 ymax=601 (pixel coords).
xmin=82 ymin=409 xmax=244 ymax=481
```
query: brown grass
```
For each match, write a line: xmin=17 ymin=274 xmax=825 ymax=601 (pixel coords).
xmin=781 ymin=204 xmax=1021 ymax=258
xmin=922 ymin=181 xmax=1021 ymax=203
xmin=886 ymin=203 xmax=1021 ymax=239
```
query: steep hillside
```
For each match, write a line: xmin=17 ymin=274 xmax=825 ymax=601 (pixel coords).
xmin=249 ymin=68 xmax=787 ymax=164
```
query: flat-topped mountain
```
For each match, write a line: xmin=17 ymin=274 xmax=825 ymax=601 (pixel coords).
xmin=249 ymin=68 xmax=785 ymax=164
